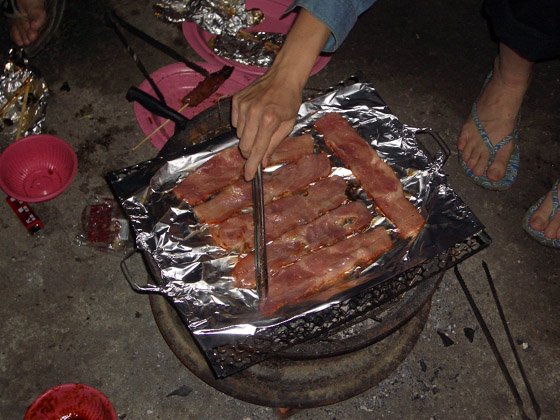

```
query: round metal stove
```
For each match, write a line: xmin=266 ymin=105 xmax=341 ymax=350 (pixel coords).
xmin=149 ymin=274 xmax=439 ymax=409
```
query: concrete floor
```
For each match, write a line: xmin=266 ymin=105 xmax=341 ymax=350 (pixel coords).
xmin=1 ymin=0 xmax=559 ymax=418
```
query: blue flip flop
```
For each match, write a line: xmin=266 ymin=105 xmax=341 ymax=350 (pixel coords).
xmin=522 ymin=179 xmax=560 ymax=249
xmin=459 ymin=73 xmax=521 ymax=191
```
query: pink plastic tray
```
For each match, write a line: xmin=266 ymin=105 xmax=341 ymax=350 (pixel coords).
xmin=134 ymin=62 xmax=256 ymax=150
xmin=182 ymin=0 xmax=331 ymax=77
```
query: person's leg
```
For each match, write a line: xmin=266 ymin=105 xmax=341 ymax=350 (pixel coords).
xmin=457 ymin=42 xmax=533 ymax=182
xmin=8 ymin=0 xmax=46 ymax=47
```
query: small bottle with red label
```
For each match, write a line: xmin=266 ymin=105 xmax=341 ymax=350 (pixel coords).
xmin=5 ymin=196 xmax=44 ymax=234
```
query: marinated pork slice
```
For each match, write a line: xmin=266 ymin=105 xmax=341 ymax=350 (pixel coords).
xmin=266 ymin=134 xmax=315 ymax=164
xmin=208 ymin=176 xmax=348 ymax=252
xmin=194 ymin=152 xmax=331 ymax=224
xmin=232 ymin=201 xmax=373 ymax=288
xmin=174 ymin=134 xmax=315 ymax=206
xmin=315 ymin=113 xmax=425 ymax=239
xmin=260 ymin=227 xmax=393 ymax=315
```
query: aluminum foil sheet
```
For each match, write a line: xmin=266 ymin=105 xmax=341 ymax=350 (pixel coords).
xmin=0 ymin=56 xmax=48 ymax=150
xmin=154 ymin=0 xmax=264 ymax=35
xmin=108 ymin=83 xmax=485 ymax=372
xmin=210 ymin=31 xmax=284 ymax=67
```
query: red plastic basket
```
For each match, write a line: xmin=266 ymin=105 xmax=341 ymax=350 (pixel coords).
xmin=0 ymin=134 xmax=77 ymax=202
xmin=24 ymin=383 xmax=117 ymax=420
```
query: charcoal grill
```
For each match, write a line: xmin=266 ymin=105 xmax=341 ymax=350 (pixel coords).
xmin=149 ymin=282 xmax=432 ymax=408
xmin=110 ymin=85 xmax=491 ymax=397
xmin=144 ymin=229 xmax=486 ymax=407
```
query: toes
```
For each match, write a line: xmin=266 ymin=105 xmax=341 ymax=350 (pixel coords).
xmin=487 ymin=163 xmax=505 ymax=182
xmin=10 ymin=20 xmax=31 ymax=46
xmin=10 ymin=25 xmax=24 ymax=46
xmin=460 ymin=142 xmax=473 ymax=162
xmin=459 ymin=124 xmax=477 ymax=159
xmin=472 ymin=149 xmax=490 ymax=176
xmin=458 ymin=121 xmax=493 ymax=176
xmin=544 ymin=212 xmax=560 ymax=239
xmin=530 ymin=191 xmax=553 ymax=232
xmin=464 ymin=141 xmax=480 ymax=163
xmin=487 ymin=144 xmax=514 ymax=182
xmin=457 ymin=124 xmax=469 ymax=151
xmin=530 ymin=213 xmax=547 ymax=231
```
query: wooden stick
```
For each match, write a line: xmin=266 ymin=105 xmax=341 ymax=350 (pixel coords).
xmin=132 ymin=101 xmax=190 ymax=151
xmin=15 ymin=81 xmax=31 ymax=140
xmin=0 ymin=76 xmax=33 ymax=118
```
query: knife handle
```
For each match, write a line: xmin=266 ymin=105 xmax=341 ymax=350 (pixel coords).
xmin=126 ymin=86 xmax=188 ymax=129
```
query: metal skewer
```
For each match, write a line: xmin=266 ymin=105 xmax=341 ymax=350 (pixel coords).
xmin=252 ymin=164 xmax=268 ymax=300
xmin=482 ymin=261 xmax=541 ymax=418
xmin=108 ymin=9 xmax=210 ymax=78
xmin=454 ymin=265 xmax=530 ymax=420
xmin=105 ymin=11 xmax=167 ymax=104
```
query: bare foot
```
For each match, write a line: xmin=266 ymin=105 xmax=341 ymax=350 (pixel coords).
xmin=529 ymin=183 xmax=560 ymax=240
xmin=8 ymin=0 xmax=46 ymax=47
xmin=458 ymin=45 xmax=532 ymax=182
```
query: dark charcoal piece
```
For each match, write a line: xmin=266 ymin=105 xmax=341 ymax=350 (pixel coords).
xmin=437 ymin=330 xmax=455 ymax=347
xmin=419 ymin=359 xmax=427 ymax=372
xmin=60 ymin=81 xmax=71 ymax=92
xmin=464 ymin=327 xmax=475 ymax=342
xmin=166 ymin=385 xmax=193 ymax=397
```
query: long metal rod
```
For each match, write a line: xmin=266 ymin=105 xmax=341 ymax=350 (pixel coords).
xmin=482 ymin=261 xmax=541 ymax=418
xmin=252 ymin=164 xmax=268 ymax=300
xmin=109 ymin=9 xmax=210 ymax=78
xmin=105 ymin=12 xmax=167 ymax=104
xmin=454 ymin=265 xmax=530 ymax=420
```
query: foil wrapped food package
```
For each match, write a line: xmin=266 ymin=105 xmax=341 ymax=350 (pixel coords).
xmin=0 ymin=56 xmax=48 ymax=149
xmin=108 ymin=83 xmax=487 ymax=375
xmin=154 ymin=1 xmax=283 ymax=68
xmin=210 ymin=31 xmax=284 ymax=67
xmin=154 ymin=0 xmax=264 ymax=34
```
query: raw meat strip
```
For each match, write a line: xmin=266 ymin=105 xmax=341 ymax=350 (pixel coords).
xmin=174 ymin=134 xmax=314 ymax=206
xmin=232 ymin=201 xmax=373 ymax=288
xmin=315 ymin=113 xmax=425 ymax=239
xmin=260 ymin=227 xmax=394 ymax=315
xmin=194 ymin=152 xmax=331 ymax=223
xmin=208 ymin=176 xmax=348 ymax=252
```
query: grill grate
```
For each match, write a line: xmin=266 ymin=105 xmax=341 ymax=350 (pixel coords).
xmin=109 ymin=84 xmax=492 ymax=379
xmin=201 ymin=231 xmax=490 ymax=377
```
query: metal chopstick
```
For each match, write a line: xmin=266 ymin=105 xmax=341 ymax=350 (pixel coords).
xmin=482 ymin=261 xmax=541 ymax=418
xmin=252 ymin=164 xmax=268 ymax=300
xmin=108 ymin=9 xmax=210 ymax=78
xmin=105 ymin=11 xmax=167 ymax=104
xmin=454 ymin=265 xmax=530 ymax=420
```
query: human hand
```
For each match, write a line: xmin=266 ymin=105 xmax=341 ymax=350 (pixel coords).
xmin=231 ymin=66 xmax=302 ymax=181
xmin=231 ymin=8 xmax=330 ymax=180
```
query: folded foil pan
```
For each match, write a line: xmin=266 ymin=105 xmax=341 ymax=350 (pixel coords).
xmin=107 ymin=83 xmax=490 ymax=377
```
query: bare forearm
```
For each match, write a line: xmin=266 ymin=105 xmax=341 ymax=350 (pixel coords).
xmin=269 ymin=8 xmax=331 ymax=91
xmin=231 ymin=8 xmax=331 ymax=180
